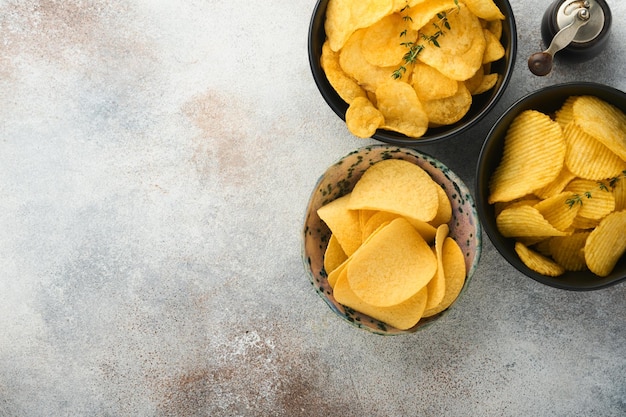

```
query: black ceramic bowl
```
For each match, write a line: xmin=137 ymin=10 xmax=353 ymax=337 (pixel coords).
xmin=308 ymin=0 xmax=517 ymax=145
xmin=476 ymin=82 xmax=626 ymax=291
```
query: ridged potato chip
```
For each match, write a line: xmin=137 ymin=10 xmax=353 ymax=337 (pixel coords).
xmin=564 ymin=122 xmax=626 ymax=181
xmin=489 ymin=110 xmax=566 ymax=204
xmin=347 ymin=218 xmax=437 ymax=307
xmin=376 ymin=80 xmax=429 ymax=138
xmin=573 ymin=95 xmax=626 ymax=161
xmin=549 ymin=232 xmax=590 ymax=272
xmin=496 ymin=205 xmax=568 ymax=238
xmin=584 ymin=210 xmax=626 ymax=277
xmin=515 ymin=242 xmax=565 ymax=277
xmin=346 ymin=96 xmax=384 ymax=138
xmin=614 ymin=176 xmax=626 ymax=211
xmin=418 ymin=3 xmax=486 ymax=81
xmin=564 ymin=179 xmax=615 ymax=220
xmin=554 ymin=96 xmax=577 ymax=129
xmin=533 ymin=191 xmax=580 ymax=232
xmin=533 ymin=166 xmax=576 ymax=199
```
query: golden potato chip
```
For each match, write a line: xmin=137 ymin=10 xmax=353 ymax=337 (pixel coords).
xmin=533 ymin=191 xmax=580 ymax=232
xmin=484 ymin=17 xmax=502 ymax=39
xmin=345 ymin=96 xmax=384 ymax=138
xmin=321 ymin=41 xmax=367 ymax=104
xmin=423 ymin=82 xmax=472 ymax=126
xmin=422 ymin=236 xmax=467 ymax=317
xmin=411 ymin=62 xmax=459 ymax=101
xmin=533 ymin=166 xmax=576 ymax=199
xmin=573 ymin=95 xmax=626 ymax=161
xmin=494 ymin=195 xmax=540 ymax=217
xmin=571 ymin=215 xmax=601 ymax=230
xmin=464 ymin=65 xmax=484 ymax=94
xmin=317 ymin=193 xmax=362 ymax=256
xmin=464 ymin=0 xmax=505 ymax=20
xmin=348 ymin=159 xmax=439 ymax=222
xmin=327 ymin=257 xmax=348 ymax=288
xmin=584 ymin=210 xmax=626 ymax=277
xmin=429 ymin=182 xmax=453 ymax=227
xmin=489 ymin=110 xmax=566 ymax=204
xmin=554 ymin=96 xmax=577 ymax=129
xmin=405 ymin=0 xmax=460 ymax=31
xmin=361 ymin=211 xmax=398 ymax=241
xmin=362 ymin=13 xmax=416 ymax=67
xmin=324 ymin=234 xmax=348 ymax=275
xmin=333 ymin=266 xmax=429 ymax=330
xmin=347 ymin=218 xmax=437 ymax=307
xmin=417 ymin=4 xmax=487 ymax=81
xmin=376 ymin=80 xmax=429 ymax=138
xmin=424 ymin=224 xmax=448 ymax=311
xmin=614 ymin=176 xmax=626 ymax=211
xmin=325 ymin=0 xmax=394 ymax=52
xmin=564 ymin=179 xmax=615 ymax=220
xmin=472 ymin=72 xmax=498 ymax=95
xmin=549 ymin=232 xmax=590 ymax=272
xmin=564 ymin=122 xmax=626 ymax=181
xmin=340 ymin=29 xmax=400 ymax=92
xmin=496 ymin=205 xmax=568 ymax=238
xmin=482 ymin=28 xmax=505 ymax=63
xmin=515 ymin=242 xmax=565 ymax=277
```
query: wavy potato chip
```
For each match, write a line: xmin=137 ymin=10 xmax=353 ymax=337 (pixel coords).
xmin=564 ymin=178 xmax=615 ymax=220
xmin=549 ymin=232 xmax=590 ymax=272
xmin=555 ymin=96 xmax=577 ymax=129
xmin=573 ymin=95 xmax=626 ymax=161
xmin=533 ymin=166 xmax=576 ymax=200
xmin=564 ymin=122 xmax=626 ymax=181
xmin=584 ymin=210 xmax=626 ymax=277
xmin=533 ymin=191 xmax=580 ymax=232
xmin=347 ymin=218 xmax=437 ymax=307
xmin=346 ymin=96 xmax=384 ymax=138
xmin=515 ymin=242 xmax=565 ymax=277
xmin=496 ymin=205 xmax=568 ymax=238
xmin=348 ymin=158 xmax=439 ymax=222
xmin=489 ymin=110 xmax=566 ymax=204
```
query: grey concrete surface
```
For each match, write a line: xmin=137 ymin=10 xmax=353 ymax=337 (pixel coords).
xmin=0 ymin=1 xmax=624 ymax=416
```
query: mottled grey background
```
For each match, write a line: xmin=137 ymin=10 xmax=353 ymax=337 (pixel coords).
xmin=0 ymin=1 xmax=624 ymax=416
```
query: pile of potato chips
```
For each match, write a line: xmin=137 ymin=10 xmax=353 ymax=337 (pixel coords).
xmin=489 ymin=95 xmax=626 ymax=278
xmin=321 ymin=0 xmax=506 ymax=138
xmin=317 ymin=159 xmax=466 ymax=330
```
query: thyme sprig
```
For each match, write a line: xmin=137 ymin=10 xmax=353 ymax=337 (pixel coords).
xmin=392 ymin=0 xmax=460 ymax=80
xmin=565 ymin=170 xmax=626 ymax=208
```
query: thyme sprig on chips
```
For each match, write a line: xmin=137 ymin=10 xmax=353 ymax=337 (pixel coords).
xmin=392 ymin=0 xmax=460 ymax=80
xmin=565 ymin=170 xmax=626 ymax=208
